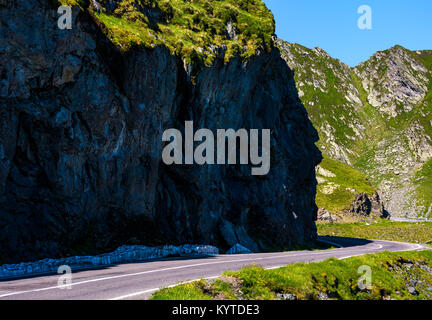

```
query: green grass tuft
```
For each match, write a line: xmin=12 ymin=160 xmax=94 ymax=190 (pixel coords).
xmin=151 ymin=281 xmax=213 ymax=300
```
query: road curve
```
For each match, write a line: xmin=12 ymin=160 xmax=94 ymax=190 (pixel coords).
xmin=0 ymin=236 xmax=426 ymax=300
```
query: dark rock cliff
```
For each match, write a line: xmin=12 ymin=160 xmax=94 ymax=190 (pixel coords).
xmin=0 ymin=0 xmax=322 ymax=263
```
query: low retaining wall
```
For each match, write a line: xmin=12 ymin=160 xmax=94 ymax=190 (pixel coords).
xmin=0 ymin=244 xmax=219 ymax=279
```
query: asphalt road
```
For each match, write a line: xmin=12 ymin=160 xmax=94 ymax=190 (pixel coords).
xmin=0 ymin=236 xmax=426 ymax=300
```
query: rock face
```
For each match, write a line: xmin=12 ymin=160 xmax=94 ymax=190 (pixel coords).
xmin=0 ymin=1 xmax=321 ymax=263
xmin=317 ymin=208 xmax=338 ymax=223
xmin=350 ymin=192 xmax=389 ymax=218
xmin=354 ymin=46 xmax=430 ymax=117
xmin=226 ymin=244 xmax=252 ymax=255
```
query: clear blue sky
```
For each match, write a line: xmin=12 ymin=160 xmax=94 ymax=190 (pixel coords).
xmin=263 ymin=0 xmax=432 ymax=67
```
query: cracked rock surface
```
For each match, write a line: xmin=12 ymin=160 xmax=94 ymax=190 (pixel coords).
xmin=0 ymin=1 xmax=321 ymax=263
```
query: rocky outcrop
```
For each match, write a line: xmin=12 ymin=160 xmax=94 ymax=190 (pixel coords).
xmin=0 ymin=1 xmax=321 ymax=263
xmin=350 ymin=192 xmax=389 ymax=219
xmin=354 ymin=46 xmax=429 ymax=118
xmin=317 ymin=208 xmax=338 ymax=223
xmin=350 ymin=193 xmax=372 ymax=216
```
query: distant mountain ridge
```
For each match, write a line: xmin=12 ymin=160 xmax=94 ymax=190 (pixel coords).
xmin=277 ymin=39 xmax=432 ymax=218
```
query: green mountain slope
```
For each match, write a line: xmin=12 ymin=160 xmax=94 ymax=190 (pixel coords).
xmin=277 ymin=39 xmax=432 ymax=218
xmin=316 ymin=156 xmax=375 ymax=214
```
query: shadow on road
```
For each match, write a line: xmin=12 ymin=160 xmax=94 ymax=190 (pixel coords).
xmin=1 ymin=236 xmax=374 ymax=282
xmin=318 ymin=235 xmax=373 ymax=248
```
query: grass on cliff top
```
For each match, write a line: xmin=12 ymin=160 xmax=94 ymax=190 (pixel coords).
xmin=316 ymin=156 xmax=376 ymax=214
xmin=151 ymin=250 xmax=432 ymax=300
xmin=317 ymin=220 xmax=432 ymax=245
xmin=78 ymin=0 xmax=275 ymax=65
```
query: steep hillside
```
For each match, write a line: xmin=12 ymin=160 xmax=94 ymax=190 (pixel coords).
xmin=277 ymin=39 xmax=432 ymax=218
xmin=277 ymin=42 xmax=364 ymax=165
xmin=316 ymin=156 xmax=375 ymax=215
xmin=0 ymin=0 xmax=320 ymax=263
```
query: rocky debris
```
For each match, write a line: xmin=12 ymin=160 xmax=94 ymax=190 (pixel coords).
xmin=386 ymin=258 xmax=432 ymax=298
xmin=317 ymin=208 xmax=339 ymax=222
xmin=0 ymin=0 xmax=321 ymax=263
xmin=316 ymin=176 xmax=327 ymax=184
xmin=202 ymin=276 xmax=244 ymax=300
xmin=407 ymin=286 xmax=419 ymax=296
xmin=316 ymin=166 xmax=336 ymax=178
xmin=321 ymin=182 xmax=340 ymax=195
xmin=354 ymin=46 xmax=429 ymax=118
xmin=226 ymin=244 xmax=252 ymax=254
xmin=277 ymin=293 xmax=296 ymax=300
xmin=317 ymin=291 xmax=329 ymax=300
xmin=0 ymin=244 xmax=218 ymax=279
xmin=371 ymin=135 xmax=425 ymax=218
xmin=406 ymin=121 xmax=432 ymax=162
xmin=419 ymin=263 xmax=432 ymax=274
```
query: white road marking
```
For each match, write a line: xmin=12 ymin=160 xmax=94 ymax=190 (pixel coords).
xmin=111 ymin=264 xmax=288 ymax=300
xmin=338 ymin=242 xmax=423 ymax=259
xmin=0 ymin=249 xmax=361 ymax=298
xmin=392 ymin=243 xmax=424 ymax=252
xmin=0 ymin=240 xmax=423 ymax=299
xmin=109 ymin=244 xmax=387 ymax=300
xmin=0 ymin=250 xmax=343 ymax=298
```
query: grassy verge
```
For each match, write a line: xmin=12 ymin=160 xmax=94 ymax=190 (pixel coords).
xmin=317 ymin=220 xmax=432 ymax=244
xmin=151 ymin=250 xmax=432 ymax=300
